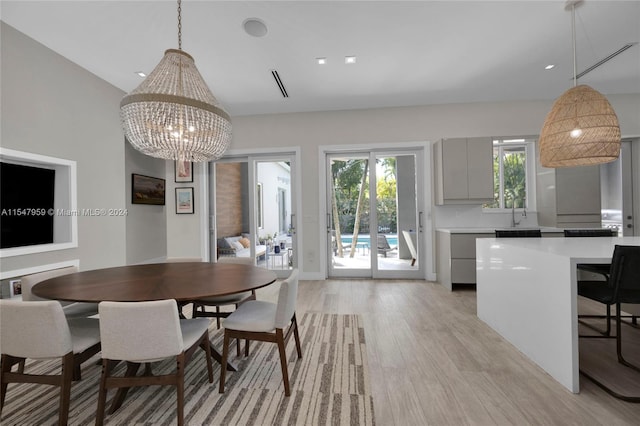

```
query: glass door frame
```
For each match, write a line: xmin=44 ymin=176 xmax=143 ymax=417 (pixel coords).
xmin=209 ymin=148 xmax=301 ymax=279
xmin=321 ymin=144 xmax=430 ymax=280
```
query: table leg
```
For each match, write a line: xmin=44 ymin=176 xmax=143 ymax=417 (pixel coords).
xmin=207 ymin=341 xmax=238 ymax=371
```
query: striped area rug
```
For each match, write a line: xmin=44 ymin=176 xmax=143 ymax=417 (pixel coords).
xmin=0 ymin=313 xmax=375 ymax=425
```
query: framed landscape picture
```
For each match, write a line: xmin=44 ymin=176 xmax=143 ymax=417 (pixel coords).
xmin=175 ymin=187 xmax=194 ymax=214
xmin=132 ymin=174 xmax=165 ymax=205
xmin=175 ymin=160 xmax=193 ymax=183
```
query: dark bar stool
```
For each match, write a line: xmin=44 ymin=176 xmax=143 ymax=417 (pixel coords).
xmin=578 ymin=245 xmax=640 ymax=402
xmin=565 ymin=228 xmax=617 ymax=335
xmin=494 ymin=229 xmax=542 ymax=238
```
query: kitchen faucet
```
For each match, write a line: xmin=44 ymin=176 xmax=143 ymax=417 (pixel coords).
xmin=511 ymin=205 xmax=527 ymax=227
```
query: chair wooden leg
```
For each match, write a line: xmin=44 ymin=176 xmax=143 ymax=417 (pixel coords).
xmin=203 ymin=335 xmax=214 ymax=383
xmin=219 ymin=331 xmax=231 ymax=393
xmin=245 ymin=339 xmax=250 ymax=357
xmin=176 ymin=353 xmax=185 ymax=426
xmin=276 ymin=329 xmax=291 ymax=397
xmin=292 ymin=314 xmax=302 ymax=358
xmin=0 ymin=354 xmax=18 ymax=412
xmin=59 ymin=352 xmax=74 ymax=426
xmin=216 ymin=307 xmax=221 ymax=329
xmin=96 ymin=360 xmax=116 ymax=426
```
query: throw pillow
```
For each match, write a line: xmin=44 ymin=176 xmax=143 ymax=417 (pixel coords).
xmin=232 ymin=241 xmax=244 ymax=251
xmin=217 ymin=237 xmax=231 ymax=249
xmin=239 ymin=237 xmax=251 ymax=248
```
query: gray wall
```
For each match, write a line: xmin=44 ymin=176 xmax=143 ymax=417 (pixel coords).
xmin=124 ymin=141 xmax=167 ymax=264
xmin=1 ymin=22 xmax=127 ymax=272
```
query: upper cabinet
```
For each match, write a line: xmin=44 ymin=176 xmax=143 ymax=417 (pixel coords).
xmin=434 ymin=138 xmax=493 ymax=205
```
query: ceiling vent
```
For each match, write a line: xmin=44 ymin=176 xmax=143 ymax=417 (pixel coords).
xmin=271 ymin=70 xmax=289 ymax=98
xmin=576 ymin=42 xmax=637 ymax=80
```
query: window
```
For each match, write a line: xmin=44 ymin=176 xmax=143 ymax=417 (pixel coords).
xmin=484 ymin=139 xmax=534 ymax=209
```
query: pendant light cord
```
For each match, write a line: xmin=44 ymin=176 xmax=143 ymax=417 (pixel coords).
xmin=177 ymin=0 xmax=182 ymax=50
xmin=571 ymin=2 xmax=577 ymax=87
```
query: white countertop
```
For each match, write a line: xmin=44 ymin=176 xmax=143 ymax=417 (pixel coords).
xmin=481 ymin=236 xmax=640 ymax=261
xmin=436 ymin=227 xmax=564 ymax=234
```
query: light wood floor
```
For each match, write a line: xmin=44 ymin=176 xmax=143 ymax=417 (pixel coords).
xmin=256 ymin=279 xmax=640 ymax=426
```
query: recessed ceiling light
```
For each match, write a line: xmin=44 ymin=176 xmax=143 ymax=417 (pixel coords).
xmin=345 ymin=56 xmax=356 ymax=64
xmin=135 ymin=71 xmax=146 ymax=77
xmin=316 ymin=57 xmax=327 ymax=65
xmin=545 ymin=64 xmax=555 ymax=70
xmin=243 ymin=18 xmax=268 ymax=37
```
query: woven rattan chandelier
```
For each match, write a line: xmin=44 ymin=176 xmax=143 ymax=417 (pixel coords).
xmin=539 ymin=0 xmax=620 ymax=168
xmin=121 ymin=0 xmax=232 ymax=162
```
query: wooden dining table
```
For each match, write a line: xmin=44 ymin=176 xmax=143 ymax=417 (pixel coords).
xmin=32 ymin=262 xmax=278 ymax=370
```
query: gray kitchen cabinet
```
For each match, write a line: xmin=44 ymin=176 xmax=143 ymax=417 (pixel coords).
xmin=436 ymin=229 xmax=565 ymax=290
xmin=434 ymin=138 xmax=493 ymax=205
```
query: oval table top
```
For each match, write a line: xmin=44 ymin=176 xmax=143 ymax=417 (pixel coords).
xmin=32 ymin=262 xmax=278 ymax=303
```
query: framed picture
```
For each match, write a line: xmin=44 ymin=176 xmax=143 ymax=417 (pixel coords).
xmin=9 ymin=280 xmax=22 ymax=297
xmin=131 ymin=174 xmax=166 ymax=205
xmin=175 ymin=187 xmax=194 ymax=214
xmin=175 ymin=160 xmax=193 ymax=183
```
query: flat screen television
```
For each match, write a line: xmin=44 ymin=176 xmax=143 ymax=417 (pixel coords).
xmin=0 ymin=162 xmax=55 ymax=249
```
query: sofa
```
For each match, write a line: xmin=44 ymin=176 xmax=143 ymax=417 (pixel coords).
xmin=217 ymin=235 xmax=266 ymax=260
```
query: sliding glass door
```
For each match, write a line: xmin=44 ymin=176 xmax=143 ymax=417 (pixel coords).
xmin=326 ymin=149 xmax=424 ymax=278
xmin=210 ymin=154 xmax=297 ymax=278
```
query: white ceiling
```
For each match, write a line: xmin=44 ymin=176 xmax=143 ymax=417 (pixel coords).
xmin=2 ymin=1 xmax=639 ymax=116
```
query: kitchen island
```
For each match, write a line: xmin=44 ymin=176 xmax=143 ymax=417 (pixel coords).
xmin=436 ymin=227 xmax=564 ymax=290
xmin=476 ymin=236 xmax=640 ymax=393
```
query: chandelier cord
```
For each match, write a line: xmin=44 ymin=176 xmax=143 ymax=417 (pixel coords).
xmin=177 ymin=0 xmax=182 ymax=50
xmin=571 ymin=2 xmax=577 ymax=88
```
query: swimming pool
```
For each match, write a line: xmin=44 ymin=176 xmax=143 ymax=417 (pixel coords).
xmin=340 ymin=235 xmax=398 ymax=247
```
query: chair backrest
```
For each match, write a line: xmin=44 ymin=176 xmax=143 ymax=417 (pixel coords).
xmin=166 ymin=257 xmax=202 ymax=263
xmin=377 ymin=235 xmax=391 ymax=249
xmin=0 ymin=300 xmax=73 ymax=358
xmin=217 ymin=256 xmax=254 ymax=266
xmin=274 ymin=269 xmax=299 ymax=329
xmin=98 ymin=300 xmax=183 ymax=362
xmin=20 ymin=266 xmax=79 ymax=303
xmin=564 ymin=229 xmax=616 ymax=237
xmin=608 ymin=245 xmax=640 ymax=302
xmin=495 ymin=229 xmax=542 ymax=238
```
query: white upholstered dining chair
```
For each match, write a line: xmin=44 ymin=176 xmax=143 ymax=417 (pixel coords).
xmin=21 ymin=266 xmax=99 ymax=318
xmin=95 ymin=299 xmax=213 ymax=426
xmin=191 ymin=256 xmax=256 ymax=328
xmin=0 ymin=300 xmax=101 ymax=425
xmin=219 ymin=269 xmax=302 ymax=396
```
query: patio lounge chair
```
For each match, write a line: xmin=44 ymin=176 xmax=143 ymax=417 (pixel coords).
xmin=377 ymin=235 xmax=396 ymax=257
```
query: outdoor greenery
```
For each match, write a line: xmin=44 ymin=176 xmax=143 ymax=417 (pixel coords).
xmin=331 ymin=158 xmax=397 ymax=257
xmin=485 ymin=146 xmax=527 ymax=209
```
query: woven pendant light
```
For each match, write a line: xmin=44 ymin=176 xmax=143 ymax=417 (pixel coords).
xmin=539 ymin=1 xmax=620 ymax=168
xmin=121 ymin=0 xmax=232 ymax=162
